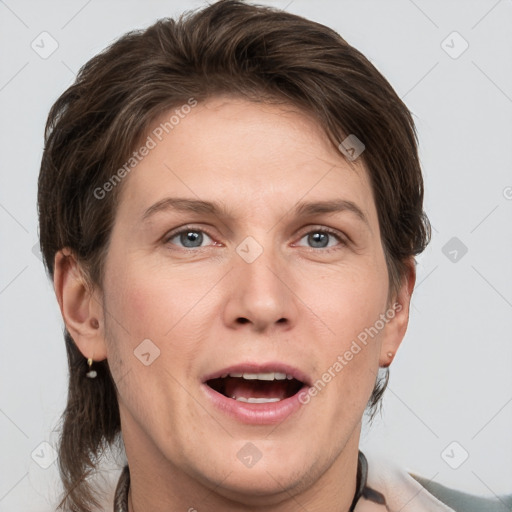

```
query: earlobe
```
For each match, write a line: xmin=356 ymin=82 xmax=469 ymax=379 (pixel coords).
xmin=379 ymin=258 xmax=416 ymax=367
xmin=53 ymin=248 xmax=107 ymax=361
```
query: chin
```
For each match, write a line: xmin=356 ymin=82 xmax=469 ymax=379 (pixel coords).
xmin=205 ymin=466 xmax=313 ymax=506
xmin=190 ymin=445 xmax=320 ymax=503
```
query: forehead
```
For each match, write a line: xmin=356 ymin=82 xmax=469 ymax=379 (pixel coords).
xmin=115 ymin=96 xmax=378 ymax=227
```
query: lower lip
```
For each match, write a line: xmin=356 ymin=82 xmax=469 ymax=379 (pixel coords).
xmin=201 ymin=383 xmax=308 ymax=425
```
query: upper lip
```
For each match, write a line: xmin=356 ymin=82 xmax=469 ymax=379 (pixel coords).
xmin=202 ymin=362 xmax=312 ymax=386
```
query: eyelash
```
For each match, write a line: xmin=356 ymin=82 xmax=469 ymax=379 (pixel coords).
xmin=163 ymin=225 xmax=348 ymax=253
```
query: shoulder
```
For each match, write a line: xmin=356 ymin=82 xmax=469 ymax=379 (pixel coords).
xmin=411 ymin=474 xmax=512 ymax=512
xmin=356 ymin=452 xmax=511 ymax=512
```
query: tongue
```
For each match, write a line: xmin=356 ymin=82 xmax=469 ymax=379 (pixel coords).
xmin=224 ymin=377 xmax=290 ymax=400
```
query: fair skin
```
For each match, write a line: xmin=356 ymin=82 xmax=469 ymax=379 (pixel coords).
xmin=54 ymin=97 xmax=415 ymax=512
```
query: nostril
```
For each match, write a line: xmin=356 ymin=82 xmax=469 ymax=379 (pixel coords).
xmin=237 ymin=317 xmax=250 ymax=324
xmin=277 ymin=318 xmax=287 ymax=323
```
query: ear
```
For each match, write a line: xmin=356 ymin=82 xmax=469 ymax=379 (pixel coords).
xmin=379 ymin=258 xmax=416 ymax=367
xmin=53 ymin=248 xmax=107 ymax=362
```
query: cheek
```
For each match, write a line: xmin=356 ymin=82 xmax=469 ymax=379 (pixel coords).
xmin=105 ymin=257 xmax=206 ymax=341
xmin=306 ymin=260 xmax=389 ymax=343
xmin=102 ymin=258 xmax=220 ymax=391
xmin=101 ymin=268 xmax=198 ymax=428
xmin=302 ymin=259 xmax=388 ymax=405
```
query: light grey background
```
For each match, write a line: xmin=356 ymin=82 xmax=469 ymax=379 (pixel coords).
xmin=1 ymin=0 xmax=511 ymax=510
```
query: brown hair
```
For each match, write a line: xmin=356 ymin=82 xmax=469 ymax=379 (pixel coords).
xmin=37 ymin=1 xmax=430 ymax=509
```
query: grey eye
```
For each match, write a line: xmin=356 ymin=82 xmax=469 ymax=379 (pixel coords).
xmin=297 ymin=230 xmax=341 ymax=249
xmin=168 ymin=230 xmax=213 ymax=248
xmin=307 ymin=232 xmax=330 ymax=248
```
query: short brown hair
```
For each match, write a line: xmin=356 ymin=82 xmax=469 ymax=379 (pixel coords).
xmin=37 ymin=1 xmax=430 ymax=509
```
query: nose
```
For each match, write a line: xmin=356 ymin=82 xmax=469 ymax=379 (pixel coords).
xmin=222 ymin=239 xmax=299 ymax=334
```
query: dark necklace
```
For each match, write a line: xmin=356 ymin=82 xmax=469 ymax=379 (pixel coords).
xmin=114 ymin=451 xmax=370 ymax=512
xmin=350 ymin=451 xmax=368 ymax=511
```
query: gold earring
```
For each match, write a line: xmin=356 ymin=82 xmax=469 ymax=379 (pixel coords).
xmin=86 ymin=357 xmax=97 ymax=378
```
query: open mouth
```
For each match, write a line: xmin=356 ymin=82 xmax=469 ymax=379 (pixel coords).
xmin=206 ymin=372 xmax=304 ymax=403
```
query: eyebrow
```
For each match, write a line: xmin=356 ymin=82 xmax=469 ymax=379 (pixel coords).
xmin=141 ymin=197 xmax=369 ymax=227
xmin=294 ymin=199 xmax=369 ymax=227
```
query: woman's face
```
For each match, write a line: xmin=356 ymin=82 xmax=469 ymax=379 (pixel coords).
xmin=98 ymin=97 xmax=410 ymax=501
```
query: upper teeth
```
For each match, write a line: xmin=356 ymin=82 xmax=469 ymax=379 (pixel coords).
xmin=235 ymin=397 xmax=281 ymax=403
xmin=221 ymin=372 xmax=293 ymax=380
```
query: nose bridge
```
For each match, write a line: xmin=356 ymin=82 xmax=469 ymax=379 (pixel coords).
xmin=236 ymin=234 xmax=285 ymax=300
